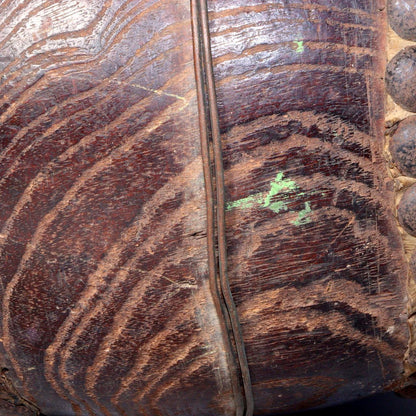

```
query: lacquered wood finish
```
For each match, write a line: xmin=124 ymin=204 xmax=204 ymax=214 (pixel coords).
xmin=208 ymin=1 xmax=408 ymax=414
xmin=0 ymin=1 xmax=236 ymax=415
xmin=0 ymin=0 xmax=412 ymax=415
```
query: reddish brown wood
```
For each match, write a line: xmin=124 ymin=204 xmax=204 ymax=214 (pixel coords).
xmin=0 ymin=1 xmax=238 ymax=415
xmin=208 ymin=0 xmax=408 ymax=414
xmin=0 ymin=1 xmax=411 ymax=415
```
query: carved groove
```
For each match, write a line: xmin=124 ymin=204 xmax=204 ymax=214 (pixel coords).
xmin=191 ymin=1 xmax=254 ymax=414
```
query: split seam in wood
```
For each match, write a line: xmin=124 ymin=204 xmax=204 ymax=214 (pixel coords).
xmin=190 ymin=1 xmax=254 ymax=415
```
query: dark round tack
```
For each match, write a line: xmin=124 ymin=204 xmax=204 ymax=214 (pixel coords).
xmin=398 ymin=184 xmax=416 ymax=236
xmin=388 ymin=0 xmax=416 ymax=41
xmin=385 ymin=46 xmax=416 ymax=112
xmin=390 ymin=116 xmax=416 ymax=177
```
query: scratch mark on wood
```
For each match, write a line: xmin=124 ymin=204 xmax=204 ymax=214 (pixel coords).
xmin=114 ymin=80 xmax=188 ymax=103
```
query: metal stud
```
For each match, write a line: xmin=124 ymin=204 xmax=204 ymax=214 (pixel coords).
xmin=390 ymin=116 xmax=416 ymax=177
xmin=398 ymin=184 xmax=416 ymax=236
xmin=386 ymin=46 xmax=416 ymax=112
xmin=388 ymin=0 xmax=416 ymax=41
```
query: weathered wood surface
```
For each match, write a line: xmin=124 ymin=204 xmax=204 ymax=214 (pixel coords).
xmin=0 ymin=0 xmax=412 ymax=415
xmin=208 ymin=0 xmax=408 ymax=414
xmin=0 ymin=1 xmax=237 ymax=415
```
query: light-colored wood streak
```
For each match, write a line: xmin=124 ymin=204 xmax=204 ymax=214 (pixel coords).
xmin=0 ymin=0 xmax=182 ymax=125
xmin=0 ymin=39 xmax=192 ymax=193
xmin=43 ymin=158 xmax=202 ymax=400
xmin=210 ymin=15 xmax=377 ymax=39
xmin=226 ymin=201 xmax=401 ymax=283
xmin=0 ymin=1 xmax=238 ymax=415
xmin=0 ymin=0 xmax=165 ymax=130
xmin=207 ymin=1 xmax=377 ymax=21
xmin=208 ymin=0 xmax=407 ymax=413
xmin=0 ymin=0 xmax=408 ymax=414
xmin=0 ymin=86 xmax=191 ymax=298
xmin=0 ymin=65 xmax=192 ymax=229
xmin=2 ymin=89 xmax=193 ymax=379
xmin=112 ymin=312 xmax=202 ymax=406
xmin=216 ymin=63 xmax=375 ymax=89
xmin=112 ymin=321 xmax=200 ymax=407
xmin=220 ymin=111 xmax=373 ymax=160
xmin=0 ymin=0 xmax=118 ymax=73
xmin=53 ymin=196 xmax=204 ymax=406
xmin=210 ymin=28 xmax=380 ymax=63
xmin=213 ymin=41 xmax=377 ymax=67
xmin=81 ymin=283 xmax=194 ymax=415
xmin=240 ymin=294 xmax=402 ymax=357
xmin=226 ymin=216 xmax=397 ymax=300
xmin=0 ymin=0 xmax=109 ymax=87
xmin=223 ymin=139 xmax=383 ymax=200
xmin=0 ymin=0 xmax=106 ymax=53
xmin=0 ymin=33 xmax=192 ymax=178
xmin=145 ymin=359 xmax=211 ymax=416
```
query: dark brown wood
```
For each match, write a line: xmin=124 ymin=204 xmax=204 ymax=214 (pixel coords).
xmin=0 ymin=1 xmax=238 ymax=415
xmin=208 ymin=0 xmax=408 ymax=414
xmin=0 ymin=0 xmax=412 ymax=415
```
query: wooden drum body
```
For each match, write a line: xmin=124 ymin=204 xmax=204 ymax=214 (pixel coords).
xmin=0 ymin=0 xmax=415 ymax=415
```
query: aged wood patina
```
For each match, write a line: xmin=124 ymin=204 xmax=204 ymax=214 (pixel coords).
xmin=0 ymin=0 xmax=414 ymax=415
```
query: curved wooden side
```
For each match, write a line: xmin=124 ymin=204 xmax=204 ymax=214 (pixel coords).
xmin=0 ymin=0 xmax=412 ymax=415
xmin=208 ymin=1 xmax=409 ymax=413
xmin=0 ymin=1 xmax=237 ymax=415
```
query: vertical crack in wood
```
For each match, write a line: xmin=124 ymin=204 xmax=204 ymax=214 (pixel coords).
xmin=190 ymin=1 xmax=254 ymax=415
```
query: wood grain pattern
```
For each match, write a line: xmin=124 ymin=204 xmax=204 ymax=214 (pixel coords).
xmin=0 ymin=1 xmax=237 ymax=415
xmin=208 ymin=0 xmax=409 ymax=414
xmin=0 ymin=0 xmax=412 ymax=415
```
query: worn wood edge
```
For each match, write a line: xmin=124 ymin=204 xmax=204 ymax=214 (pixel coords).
xmin=385 ymin=26 xmax=416 ymax=386
xmin=0 ymin=369 xmax=40 ymax=415
xmin=190 ymin=1 xmax=254 ymax=415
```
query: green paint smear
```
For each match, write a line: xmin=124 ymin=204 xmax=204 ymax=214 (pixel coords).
xmin=226 ymin=172 xmax=312 ymax=225
xmin=263 ymin=172 xmax=297 ymax=208
xmin=293 ymin=201 xmax=312 ymax=226
xmin=294 ymin=40 xmax=304 ymax=53
xmin=226 ymin=194 xmax=263 ymax=211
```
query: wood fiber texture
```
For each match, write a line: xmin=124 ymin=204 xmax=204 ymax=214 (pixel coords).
xmin=0 ymin=1 xmax=236 ymax=415
xmin=208 ymin=0 xmax=409 ymax=414
xmin=0 ymin=0 xmax=411 ymax=415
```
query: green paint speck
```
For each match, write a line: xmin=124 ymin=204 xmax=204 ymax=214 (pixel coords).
xmin=263 ymin=172 xmax=297 ymax=208
xmin=226 ymin=194 xmax=263 ymax=211
xmin=294 ymin=40 xmax=304 ymax=53
xmin=226 ymin=172 xmax=312 ymax=226
xmin=268 ymin=201 xmax=287 ymax=214
xmin=292 ymin=201 xmax=312 ymax=226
